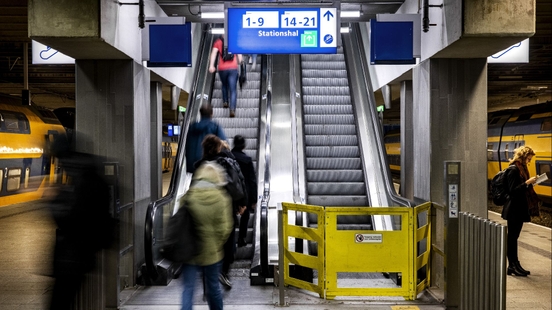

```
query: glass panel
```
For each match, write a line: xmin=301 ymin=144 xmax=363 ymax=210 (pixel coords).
xmin=487 ymin=143 xmax=494 ymax=161
xmin=7 ymin=168 xmax=21 ymax=191
xmin=5 ymin=113 xmax=19 ymax=130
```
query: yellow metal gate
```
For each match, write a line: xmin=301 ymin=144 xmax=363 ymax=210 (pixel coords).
xmin=281 ymin=202 xmax=432 ymax=300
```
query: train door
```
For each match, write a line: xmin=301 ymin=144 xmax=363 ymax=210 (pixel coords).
xmin=44 ymin=132 xmax=63 ymax=185
xmin=0 ymin=168 xmax=4 ymax=194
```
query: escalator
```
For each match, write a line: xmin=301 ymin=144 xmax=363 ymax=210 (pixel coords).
xmin=300 ymin=48 xmax=374 ymax=237
xmin=143 ymin=26 xmax=267 ymax=285
xmin=290 ymin=23 xmax=412 ymax=284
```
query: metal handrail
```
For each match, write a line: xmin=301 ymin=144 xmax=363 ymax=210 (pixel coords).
xmin=260 ymin=89 xmax=272 ymax=276
xmin=348 ymin=23 xmax=412 ymax=208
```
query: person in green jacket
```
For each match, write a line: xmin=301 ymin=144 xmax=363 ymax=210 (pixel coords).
xmin=181 ymin=160 xmax=233 ymax=310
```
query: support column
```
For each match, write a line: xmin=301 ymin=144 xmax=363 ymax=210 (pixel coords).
xmin=75 ymin=59 xmax=151 ymax=307
xmin=400 ymin=80 xmax=413 ymax=200
xmin=413 ymin=58 xmax=488 ymax=309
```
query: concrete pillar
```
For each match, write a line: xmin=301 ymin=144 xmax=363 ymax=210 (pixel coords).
xmin=400 ymin=80 xmax=413 ymax=200
xmin=413 ymin=58 xmax=488 ymax=308
xmin=75 ymin=59 xmax=151 ymax=302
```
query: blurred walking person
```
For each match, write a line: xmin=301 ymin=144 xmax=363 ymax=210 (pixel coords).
xmin=48 ymin=135 xmax=115 ymax=310
xmin=180 ymin=160 xmax=233 ymax=310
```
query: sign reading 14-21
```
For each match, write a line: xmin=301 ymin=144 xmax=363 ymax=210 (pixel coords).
xmin=226 ymin=7 xmax=338 ymax=54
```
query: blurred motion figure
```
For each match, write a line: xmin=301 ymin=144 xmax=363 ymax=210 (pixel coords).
xmin=48 ymin=135 xmax=115 ymax=310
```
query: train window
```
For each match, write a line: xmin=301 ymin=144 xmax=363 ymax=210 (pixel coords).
xmin=487 ymin=143 xmax=494 ymax=161
xmin=7 ymin=168 xmax=21 ymax=192
xmin=542 ymin=118 xmax=551 ymax=132
xmin=0 ymin=110 xmax=30 ymax=134
xmin=5 ymin=113 xmax=19 ymax=130
xmin=516 ymin=113 xmax=532 ymax=122
xmin=537 ymin=162 xmax=551 ymax=186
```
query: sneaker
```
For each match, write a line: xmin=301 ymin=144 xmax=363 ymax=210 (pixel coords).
xmin=229 ymin=110 xmax=235 ymax=118
xmin=219 ymin=273 xmax=232 ymax=288
xmin=223 ymin=102 xmax=229 ymax=108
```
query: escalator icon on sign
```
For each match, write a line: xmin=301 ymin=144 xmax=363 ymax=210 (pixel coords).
xmin=301 ymin=31 xmax=317 ymax=47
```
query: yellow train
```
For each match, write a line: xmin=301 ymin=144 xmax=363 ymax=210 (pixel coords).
xmin=384 ymin=102 xmax=552 ymax=203
xmin=0 ymin=94 xmax=66 ymax=207
xmin=384 ymin=129 xmax=400 ymax=176
xmin=487 ymin=102 xmax=552 ymax=203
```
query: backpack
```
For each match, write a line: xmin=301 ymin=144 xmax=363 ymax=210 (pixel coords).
xmin=491 ymin=166 xmax=513 ymax=206
xmin=161 ymin=204 xmax=200 ymax=263
xmin=216 ymin=156 xmax=247 ymax=203
xmin=219 ymin=37 xmax=234 ymax=62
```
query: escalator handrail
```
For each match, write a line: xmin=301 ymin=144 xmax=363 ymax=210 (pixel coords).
xmin=348 ymin=23 xmax=412 ymax=208
xmin=260 ymin=88 xmax=272 ymax=276
xmin=144 ymin=24 xmax=215 ymax=281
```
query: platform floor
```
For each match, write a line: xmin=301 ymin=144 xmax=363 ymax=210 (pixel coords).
xmin=0 ymin=199 xmax=550 ymax=310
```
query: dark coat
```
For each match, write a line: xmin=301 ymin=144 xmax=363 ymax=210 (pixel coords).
xmin=231 ymin=149 xmax=258 ymax=208
xmin=185 ymin=117 xmax=226 ymax=173
xmin=501 ymin=163 xmax=531 ymax=223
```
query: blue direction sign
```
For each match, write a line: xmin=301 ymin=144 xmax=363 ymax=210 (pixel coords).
xmin=226 ymin=7 xmax=338 ymax=54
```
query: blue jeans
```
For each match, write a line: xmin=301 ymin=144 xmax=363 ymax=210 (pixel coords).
xmin=218 ymin=69 xmax=239 ymax=111
xmin=181 ymin=260 xmax=223 ymax=310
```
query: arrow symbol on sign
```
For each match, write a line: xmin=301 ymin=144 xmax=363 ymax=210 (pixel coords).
xmin=323 ymin=10 xmax=334 ymax=21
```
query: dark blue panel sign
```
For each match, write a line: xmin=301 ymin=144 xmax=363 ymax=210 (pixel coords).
xmin=227 ymin=7 xmax=337 ymax=54
xmin=148 ymin=23 xmax=192 ymax=67
xmin=370 ymin=20 xmax=415 ymax=65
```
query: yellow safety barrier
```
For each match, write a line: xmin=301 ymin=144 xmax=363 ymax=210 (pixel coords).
xmin=282 ymin=203 xmax=325 ymax=297
xmin=281 ymin=202 xmax=432 ymax=300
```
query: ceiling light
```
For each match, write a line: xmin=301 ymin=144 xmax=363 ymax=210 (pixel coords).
xmin=201 ymin=12 xmax=224 ymax=19
xmin=210 ymin=28 xmax=224 ymax=35
xmin=341 ymin=11 xmax=361 ymax=18
xmin=340 ymin=27 xmax=350 ymax=33
xmin=521 ymin=86 xmax=548 ymax=90
xmin=498 ymin=76 xmax=522 ymax=79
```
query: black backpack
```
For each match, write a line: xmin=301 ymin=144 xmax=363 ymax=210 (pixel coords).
xmin=491 ymin=166 xmax=513 ymax=206
xmin=219 ymin=37 xmax=234 ymax=62
xmin=216 ymin=156 xmax=247 ymax=203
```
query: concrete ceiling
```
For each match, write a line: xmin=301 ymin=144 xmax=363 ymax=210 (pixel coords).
xmin=0 ymin=0 xmax=550 ymax=123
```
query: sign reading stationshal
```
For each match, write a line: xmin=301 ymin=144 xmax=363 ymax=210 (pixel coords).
xmin=226 ymin=6 xmax=339 ymax=54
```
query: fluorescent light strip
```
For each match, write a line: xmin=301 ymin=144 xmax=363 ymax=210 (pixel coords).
xmin=201 ymin=12 xmax=224 ymax=19
xmin=211 ymin=28 xmax=224 ymax=34
xmin=340 ymin=27 xmax=350 ymax=33
xmin=340 ymin=11 xmax=361 ymax=18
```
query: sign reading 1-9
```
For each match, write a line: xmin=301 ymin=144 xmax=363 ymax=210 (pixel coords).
xmin=227 ymin=7 xmax=338 ymax=54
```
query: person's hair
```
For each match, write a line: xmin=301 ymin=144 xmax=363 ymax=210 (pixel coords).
xmin=221 ymin=140 xmax=230 ymax=151
xmin=233 ymin=135 xmax=246 ymax=151
xmin=200 ymin=103 xmax=213 ymax=118
xmin=510 ymin=145 xmax=535 ymax=164
xmin=202 ymin=134 xmax=222 ymax=158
